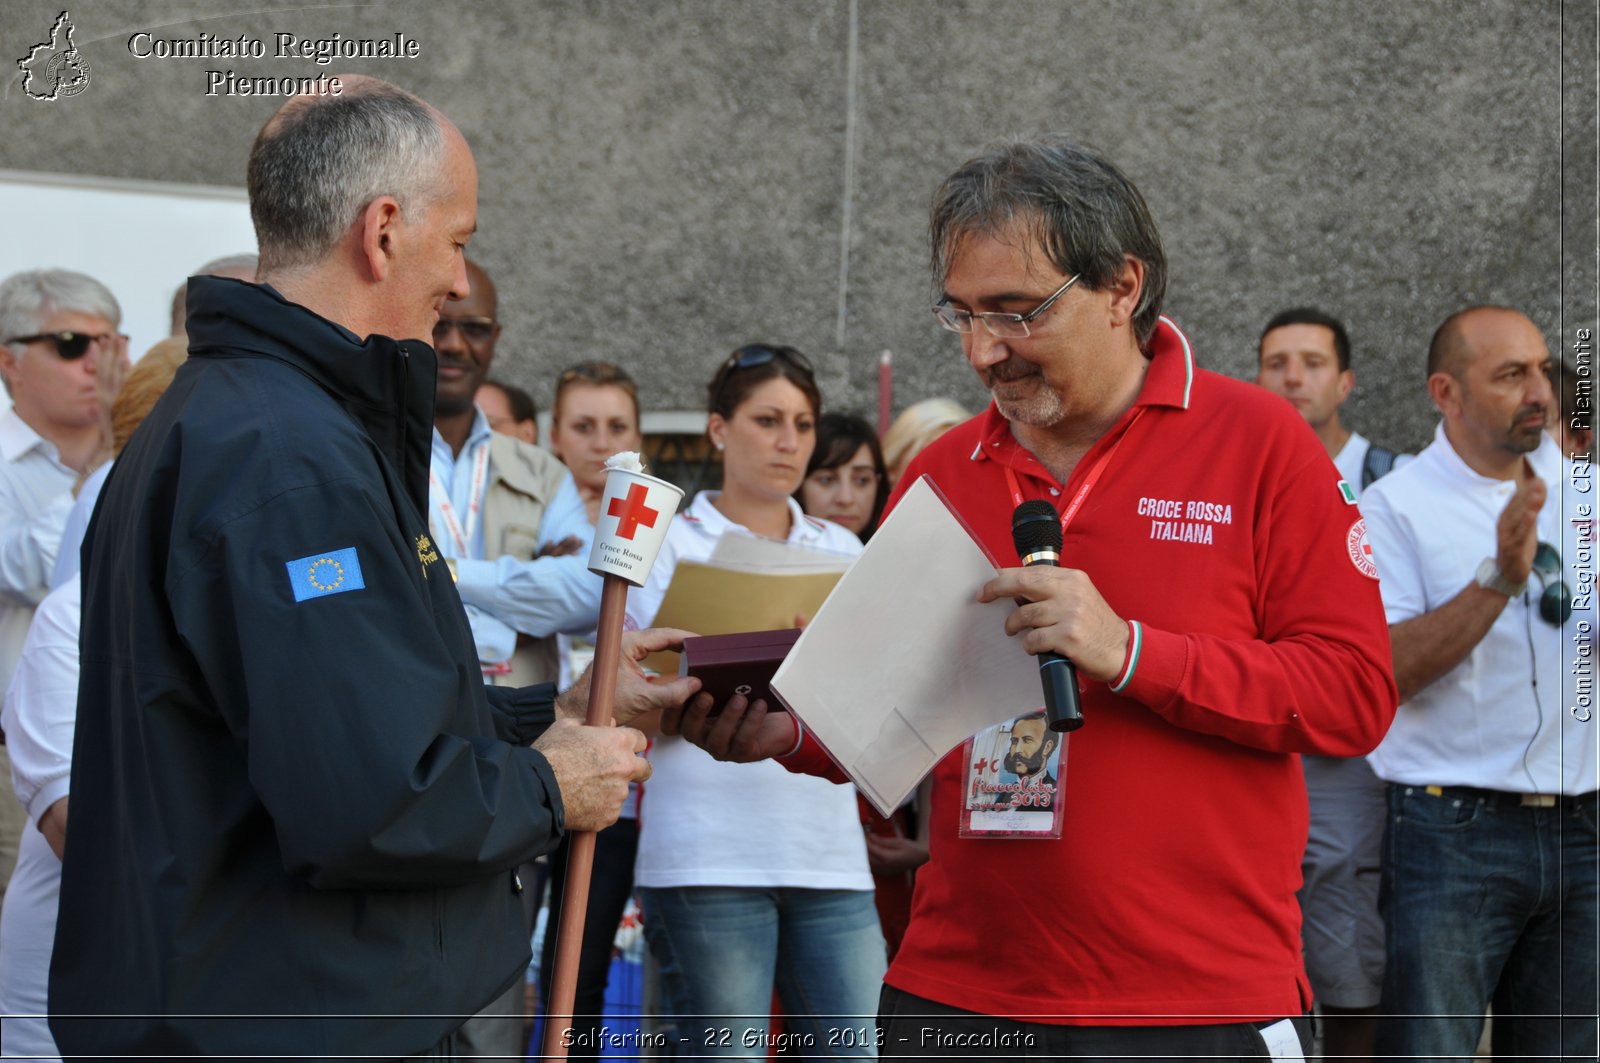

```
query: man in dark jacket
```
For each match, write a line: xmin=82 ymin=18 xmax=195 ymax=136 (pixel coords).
xmin=50 ymin=77 xmax=700 ymax=1059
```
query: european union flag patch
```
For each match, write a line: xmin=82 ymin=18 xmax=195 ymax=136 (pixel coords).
xmin=286 ymin=547 xmax=366 ymax=602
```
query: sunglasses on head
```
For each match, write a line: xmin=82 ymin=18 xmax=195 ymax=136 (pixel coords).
xmin=725 ymin=343 xmax=814 ymax=375
xmin=431 ymin=317 xmax=496 ymax=344
xmin=1531 ymin=541 xmax=1573 ymax=626
xmin=6 ymin=330 xmax=120 ymax=361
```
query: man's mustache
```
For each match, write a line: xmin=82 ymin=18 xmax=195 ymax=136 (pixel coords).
xmin=985 ymin=360 xmax=1040 ymax=387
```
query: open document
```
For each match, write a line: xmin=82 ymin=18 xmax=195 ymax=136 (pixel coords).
xmin=640 ymin=536 xmax=853 ymax=674
xmin=770 ymin=476 xmax=1046 ymax=817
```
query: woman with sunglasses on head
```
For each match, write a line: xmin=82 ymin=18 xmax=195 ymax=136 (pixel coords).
xmin=627 ymin=345 xmax=884 ymax=1058
xmin=535 ymin=361 xmax=646 ymax=1061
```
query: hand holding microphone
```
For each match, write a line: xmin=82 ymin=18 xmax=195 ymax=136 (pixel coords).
xmin=978 ymin=501 xmax=1133 ymax=729
xmin=1010 ymin=500 xmax=1083 ymax=732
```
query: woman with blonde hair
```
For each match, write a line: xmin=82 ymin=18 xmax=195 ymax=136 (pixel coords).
xmin=880 ymin=397 xmax=970 ymax=487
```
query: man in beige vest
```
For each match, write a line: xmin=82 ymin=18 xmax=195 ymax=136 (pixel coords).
xmin=429 ymin=259 xmax=601 ymax=1056
xmin=430 ymin=259 xmax=597 ymax=689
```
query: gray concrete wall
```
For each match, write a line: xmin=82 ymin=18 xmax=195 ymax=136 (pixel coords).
xmin=3 ymin=0 xmax=1592 ymax=452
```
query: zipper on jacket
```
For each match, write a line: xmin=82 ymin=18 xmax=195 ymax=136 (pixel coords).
xmin=397 ymin=344 xmax=411 ymax=481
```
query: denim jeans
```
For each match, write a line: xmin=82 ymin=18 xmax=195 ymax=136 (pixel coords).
xmin=639 ymin=885 xmax=887 ymax=1059
xmin=1376 ymin=784 xmax=1599 ymax=1061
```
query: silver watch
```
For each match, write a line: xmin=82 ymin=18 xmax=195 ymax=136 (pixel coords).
xmin=1475 ymin=558 xmax=1526 ymax=598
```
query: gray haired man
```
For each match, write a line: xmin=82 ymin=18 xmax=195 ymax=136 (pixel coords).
xmin=0 ymin=268 xmax=127 ymax=908
xmin=50 ymin=77 xmax=704 ymax=1058
xmin=664 ymin=136 xmax=1396 ymax=1058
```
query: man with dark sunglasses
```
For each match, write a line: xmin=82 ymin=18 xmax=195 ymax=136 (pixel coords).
xmin=1361 ymin=305 xmax=1597 ymax=1062
xmin=0 ymin=268 xmax=128 ymax=919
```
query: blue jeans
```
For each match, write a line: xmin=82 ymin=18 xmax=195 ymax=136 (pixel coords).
xmin=639 ymin=886 xmax=886 ymax=1059
xmin=1376 ymin=784 xmax=1599 ymax=1061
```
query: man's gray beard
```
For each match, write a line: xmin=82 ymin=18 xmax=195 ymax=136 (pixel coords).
xmin=993 ymin=387 xmax=1067 ymax=428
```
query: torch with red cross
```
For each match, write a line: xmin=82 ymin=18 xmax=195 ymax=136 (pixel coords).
xmin=542 ymin=458 xmax=683 ymax=1060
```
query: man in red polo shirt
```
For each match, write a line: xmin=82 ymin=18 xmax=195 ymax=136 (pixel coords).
xmin=665 ymin=136 xmax=1397 ymax=1060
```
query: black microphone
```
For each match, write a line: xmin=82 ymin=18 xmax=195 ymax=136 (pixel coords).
xmin=1011 ymin=500 xmax=1084 ymax=733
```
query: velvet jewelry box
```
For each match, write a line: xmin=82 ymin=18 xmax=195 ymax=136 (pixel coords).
xmin=678 ymin=628 xmax=801 ymax=712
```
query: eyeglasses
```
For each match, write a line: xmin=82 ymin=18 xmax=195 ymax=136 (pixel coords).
xmin=1531 ymin=541 xmax=1573 ymax=626
xmin=5 ymin=330 xmax=123 ymax=361
xmin=432 ymin=316 xmax=496 ymax=345
xmin=723 ymin=344 xmax=814 ymax=376
xmin=932 ymin=274 xmax=1081 ymax=339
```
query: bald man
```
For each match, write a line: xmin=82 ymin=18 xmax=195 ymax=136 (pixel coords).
xmin=51 ymin=78 xmax=706 ymax=1059
xmin=430 ymin=258 xmax=595 ymax=689
xmin=1361 ymin=306 xmax=1597 ymax=1061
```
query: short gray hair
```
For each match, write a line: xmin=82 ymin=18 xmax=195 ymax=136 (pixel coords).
xmin=247 ymin=83 xmax=447 ymax=274
xmin=0 ymin=269 xmax=122 ymax=358
xmin=930 ymin=136 xmax=1168 ymax=349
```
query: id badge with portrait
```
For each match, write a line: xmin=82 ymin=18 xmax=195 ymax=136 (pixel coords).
xmin=958 ymin=712 xmax=1067 ymax=839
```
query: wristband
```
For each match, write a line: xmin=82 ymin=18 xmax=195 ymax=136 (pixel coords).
xmin=1110 ymin=619 xmax=1142 ymax=694
xmin=780 ymin=716 xmax=806 ymax=759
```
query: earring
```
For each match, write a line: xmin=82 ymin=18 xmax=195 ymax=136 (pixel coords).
xmin=715 ymin=441 xmax=725 ymax=452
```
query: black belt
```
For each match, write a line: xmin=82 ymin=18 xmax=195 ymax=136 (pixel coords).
xmin=1413 ymin=783 xmax=1598 ymax=812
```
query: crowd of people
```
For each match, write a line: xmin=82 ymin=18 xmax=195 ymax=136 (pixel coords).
xmin=0 ymin=75 xmax=1592 ymax=1063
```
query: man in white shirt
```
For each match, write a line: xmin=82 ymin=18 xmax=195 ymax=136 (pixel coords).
xmin=429 ymin=259 xmax=601 ymax=1058
xmin=1361 ymin=305 xmax=1597 ymax=1061
xmin=0 ymin=268 xmax=126 ymax=904
xmin=429 ymin=259 xmax=598 ymax=687
xmin=1255 ymin=307 xmax=1406 ymax=1061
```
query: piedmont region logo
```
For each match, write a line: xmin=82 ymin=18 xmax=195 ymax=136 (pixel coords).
xmin=18 ymin=11 xmax=91 ymax=101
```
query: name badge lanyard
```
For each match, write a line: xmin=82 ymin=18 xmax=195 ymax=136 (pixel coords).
xmin=962 ymin=407 xmax=1146 ymax=841
xmin=428 ymin=440 xmax=491 ymax=558
xmin=1001 ymin=407 xmax=1147 ymax=540
xmin=430 ymin=443 xmax=513 ymax=675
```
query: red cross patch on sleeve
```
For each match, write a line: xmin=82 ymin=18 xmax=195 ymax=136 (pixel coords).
xmin=1347 ymin=518 xmax=1379 ymax=580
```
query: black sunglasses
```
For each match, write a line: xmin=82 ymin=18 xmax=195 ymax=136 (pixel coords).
xmin=432 ymin=317 xmax=496 ymax=344
xmin=725 ymin=343 xmax=814 ymax=375
xmin=5 ymin=330 xmax=120 ymax=361
xmin=1531 ymin=542 xmax=1573 ymax=626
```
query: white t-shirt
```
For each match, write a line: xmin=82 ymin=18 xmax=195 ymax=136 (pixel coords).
xmin=627 ymin=492 xmax=873 ymax=889
xmin=1362 ymin=426 xmax=1597 ymax=795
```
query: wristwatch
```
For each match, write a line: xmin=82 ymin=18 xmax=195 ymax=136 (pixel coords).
xmin=1475 ymin=558 xmax=1526 ymax=598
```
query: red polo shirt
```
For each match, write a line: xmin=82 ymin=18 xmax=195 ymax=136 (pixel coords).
xmin=783 ymin=317 xmax=1396 ymax=1023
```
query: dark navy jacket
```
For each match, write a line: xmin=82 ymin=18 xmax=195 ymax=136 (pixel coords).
xmin=51 ymin=277 xmax=566 ymax=1058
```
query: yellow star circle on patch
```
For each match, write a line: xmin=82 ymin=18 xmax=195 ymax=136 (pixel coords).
xmin=307 ymin=557 xmax=345 ymax=591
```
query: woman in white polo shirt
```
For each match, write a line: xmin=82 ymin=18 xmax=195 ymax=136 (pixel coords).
xmin=627 ymin=344 xmax=883 ymax=1058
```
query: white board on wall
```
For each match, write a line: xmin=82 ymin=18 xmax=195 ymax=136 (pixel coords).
xmin=0 ymin=170 xmax=257 ymax=367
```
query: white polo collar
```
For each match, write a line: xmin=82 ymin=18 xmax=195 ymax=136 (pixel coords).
xmin=685 ymin=491 xmax=826 ymax=547
xmin=0 ymin=407 xmax=61 ymax=465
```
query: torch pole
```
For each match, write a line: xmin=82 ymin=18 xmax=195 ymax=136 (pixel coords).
xmin=539 ymin=574 xmax=630 ymax=1060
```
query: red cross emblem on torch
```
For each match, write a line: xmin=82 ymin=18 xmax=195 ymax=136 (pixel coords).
xmin=607 ymin=483 xmax=661 ymax=540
